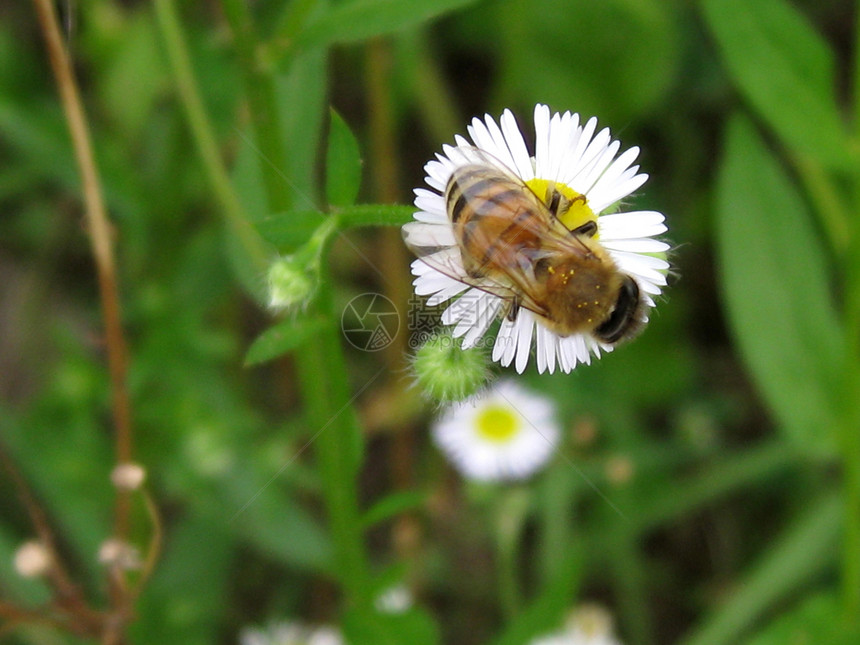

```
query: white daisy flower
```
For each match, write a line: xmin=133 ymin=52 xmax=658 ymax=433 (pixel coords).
xmin=432 ymin=379 xmax=559 ymax=482
xmin=403 ymin=104 xmax=670 ymax=374
xmin=530 ymin=604 xmax=623 ymax=645
xmin=239 ymin=621 xmax=343 ymax=645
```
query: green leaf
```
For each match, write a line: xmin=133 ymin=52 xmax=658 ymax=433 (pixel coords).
xmin=255 ymin=209 xmax=327 ymax=252
xmin=361 ymin=490 xmax=427 ymax=529
xmin=702 ymin=0 xmax=849 ymax=169
xmin=227 ymin=474 xmax=333 ymax=572
xmin=130 ymin=514 xmax=233 ymax=645
xmin=343 ymin=607 xmax=439 ymax=645
xmin=337 ymin=203 xmax=416 ymax=228
xmin=277 ymin=47 xmax=328 ymax=208
xmin=100 ymin=12 xmax=167 ymax=138
xmin=680 ymin=493 xmax=840 ymax=645
xmin=326 ymin=109 xmax=362 ymax=208
xmin=496 ymin=0 xmax=679 ymax=125
xmin=630 ymin=441 xmax=795 ymax=534
xmin=491 ymin=550 xmax=584 ymax=645
xmin=294 ymin=0 xmax=479 ymax=50
xmin=245 ymin=316 xmax=328 ymax=365
xmin=716 ymin=114 xmax=843 ymax=449
xmin=747 ymin=592 xmax=860 ymax=645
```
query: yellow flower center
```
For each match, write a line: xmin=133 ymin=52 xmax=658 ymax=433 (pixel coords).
xmin=526 ymin=178 xmax=598 ymax=236
xmin=475 ymin=405 xmax=520 ymax=443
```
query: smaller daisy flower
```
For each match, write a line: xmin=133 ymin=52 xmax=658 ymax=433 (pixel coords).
xmin=530 ymin=604 xmax=623 ymax=645
xmin=239 ymin=621 xmax=343 ymax=645
xmin=432 ymin=379 xmax=559 ymax=482
xmin=403 ymin=104 xmax=670 ymax=374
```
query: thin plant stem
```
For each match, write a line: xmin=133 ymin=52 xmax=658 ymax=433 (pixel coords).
xmin=494 ymin=489 xmax=529 ymax=618
xmin=365 ymin=37 xmax=423 ymax=563
xmin=400 ymin=31 xmax=461 ymax=145
xmin=0 ymin=443 xmax=102 ymax=633
xmin=220 ymin=0 xmax=292 ymax=213
xmin=31 ymin=0 xmax=134 ymax=567
xmin=295 ymin=286 xmax=373 ymax=609
xmin=152 ymin=0 xmax=269 ymax=274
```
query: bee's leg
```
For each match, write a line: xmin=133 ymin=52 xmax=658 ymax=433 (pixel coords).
xmin=547 ymin=188 xmax=561 ymax=216
xmin=506 ymin=296 xmax=521 ymax=322
xmin=570 ymin=220 xmax=597 ymax=237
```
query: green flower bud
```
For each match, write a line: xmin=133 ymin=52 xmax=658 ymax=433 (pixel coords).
xmin=266 ymin=255 xmax=317 ymax=312
xmin=411 ymin=331 xmax=491 ymax=403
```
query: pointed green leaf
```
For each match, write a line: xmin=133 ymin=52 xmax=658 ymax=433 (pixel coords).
xmin=255 ymin=209 xmax=327 ymax=252
xmin=361 ymin=490 xmax=427 ymax=529
xmin=294 ymin=0 xmax=479 ymax=50
xmin=681 ymin=494 xmax=840 ymax=645
xmin=245 ymin=316 xmax=328 ymax=365
xmin=278 ymin=47 xmax=328 ymax=207
xmin=747 ymin=593 xmax=860 ymax=645
xmin=716 ymin=114 xmax=842 ymax=449
xmin=343 ymin=606 xmax=439 ymax=645
xmin=490 ymin=550 xmax=584 ymax=645
xmin=326 ymin=109 xmax=362 ymax=208
xmin=702 ymin=0 xmax=849 ymax=168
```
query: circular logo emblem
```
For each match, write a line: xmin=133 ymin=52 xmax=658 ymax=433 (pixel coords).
xmin=341 ymin=293 xmax=400 ymax=352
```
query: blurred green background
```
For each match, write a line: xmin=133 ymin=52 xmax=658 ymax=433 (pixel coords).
xmin=2 ymin=0 xmax=860 ymax=644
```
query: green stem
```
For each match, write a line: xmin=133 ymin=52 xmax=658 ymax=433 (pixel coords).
xmin=152 ymin=0 xmax=269 ymax=273
xmin=494 ymin=488 xmax=529 ymax=618
xmin=220 ymin=0 xmax=292 ymax=213
xmin=295 ymin=280 xmax=373 ymax=610
xmin=398 ymin=31 xmax=461 ymax=145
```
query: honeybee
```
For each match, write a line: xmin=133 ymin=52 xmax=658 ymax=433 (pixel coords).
xmin=405 ymin=156 xmax=645 ymax=345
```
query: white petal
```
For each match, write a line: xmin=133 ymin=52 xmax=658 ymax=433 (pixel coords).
xmin=601 ymin=238 xmax=670 ymax=253
xmin=590 ymin=173 xmax=649 ymax=213
xmin=426 ymin=280 xmax=469 ymax=306
xmin=493 ymin=317 xmax=517 ymax=364
xmin=514 ymin=311 xmax=535 ymax=373
xmin=533 ymin=104 xmax=552 ymax=179
xmin=500 ymin=110 xmax=534 ymax=180
xmin=599 ymin=211 xmax=666 ymax=240
xmin=575 ymin=138 xmax=620 ymax=194
xmin=402 ymin=222 xmax=456 ymax=249
xmin=461 ymin=296 xmax=504 ymax=348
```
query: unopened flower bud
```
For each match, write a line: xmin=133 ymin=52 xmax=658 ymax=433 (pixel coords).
xmin=605 ymin=455 xmax=635 ymax=486
xmin=375 ymin=584 xmax=413 ymax=614
xmin=267 ymin=255 xmax=317 ymax=312
xmin=111 ymin=462 xmax=146 ymax=490
xmin=411 ymin=331 xmax=490 ymax=403
xmin=14 ymin=540 xmax=51 ymax=578
xmin=98 ymin=538 xmax=141 ymax=570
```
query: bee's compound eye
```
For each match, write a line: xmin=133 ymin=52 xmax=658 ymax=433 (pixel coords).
xmin=594 ymin=276 xmax=640 ymax=344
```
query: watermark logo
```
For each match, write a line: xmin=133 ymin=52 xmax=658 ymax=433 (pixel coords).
xmin=341 ymin=291 xmax=516 ymax=352
xmin=341 ymin=293 xmax=400 ymax=351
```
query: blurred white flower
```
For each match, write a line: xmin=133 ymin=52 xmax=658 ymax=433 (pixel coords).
xmin=531 ymin=603 xmax=623 ymax=645
xmin=239 ymin=621 xmax=343 ymax=645
xmin=14 ymin=540 xmax=51 ymax=578
xmin=110 ymin=461 xmax=146 ymax=490
xmin=432 ymin=379 xmax=559 ymax=482
xmin=375 ymin=584 xmax=414 ymax=614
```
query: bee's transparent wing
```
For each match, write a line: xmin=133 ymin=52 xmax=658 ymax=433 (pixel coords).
xmin=403 ymin=220 xmax=551 ymax=319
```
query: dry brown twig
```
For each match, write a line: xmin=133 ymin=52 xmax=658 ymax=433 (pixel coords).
xmin=0 ymin=2 xmax=162 ymax=643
